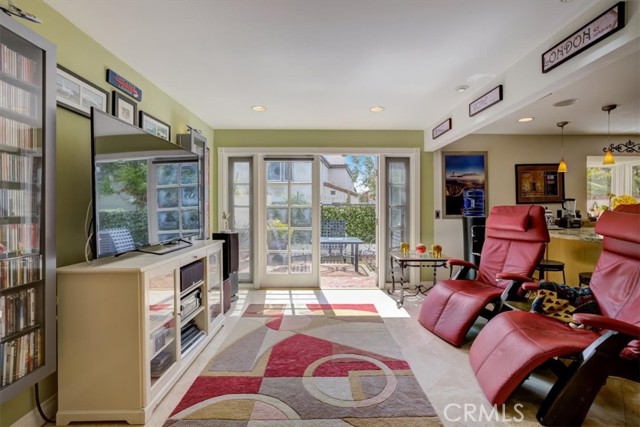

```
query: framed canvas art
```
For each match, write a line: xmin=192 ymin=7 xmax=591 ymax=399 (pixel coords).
xmin=515 ymin=163 xmax=565 ymax=204
xmin=442 ymin=152 xmax=488 ymax=218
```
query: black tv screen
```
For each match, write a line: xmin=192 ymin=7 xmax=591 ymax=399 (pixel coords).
xmin=91 ymin=109 xmax=200 ymax=258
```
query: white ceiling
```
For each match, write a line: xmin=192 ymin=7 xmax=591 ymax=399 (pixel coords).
xmin=44 ymin=0 xmax=639 ymax=140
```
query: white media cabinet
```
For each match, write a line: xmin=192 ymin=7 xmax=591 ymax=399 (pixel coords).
xmin=56 ymin=240 xmax=224 ymax=425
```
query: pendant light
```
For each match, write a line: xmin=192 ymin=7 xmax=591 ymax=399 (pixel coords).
xmin=602 ymin=104 xmax=617 ymax=165
xmin=557 ymin=121 xmax=568 ymax=173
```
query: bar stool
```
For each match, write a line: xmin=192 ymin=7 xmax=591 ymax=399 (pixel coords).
xmin=578 ymin=272 xmax=592 ymax=287
xmin=536 ymin=259 xmax=566 ymax=283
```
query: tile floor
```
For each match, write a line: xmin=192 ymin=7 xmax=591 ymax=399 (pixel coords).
xmin=320 ymin=262 xmax=378 ymax=289
xmin=48 ymin=288 xmax=638 ymax=427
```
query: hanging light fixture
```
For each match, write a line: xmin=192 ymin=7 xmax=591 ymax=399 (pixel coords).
xmin=557 ymin=121 xmax=569 ymax=173
xmin=602 ymin=104 xmax=617 ymax=165
xmin=600 ymin=104 xmax=640 ymax=162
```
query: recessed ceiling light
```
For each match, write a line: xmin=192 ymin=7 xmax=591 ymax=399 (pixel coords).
xmin=251 ymin=105 xmax=267 ymax=112
xmin=518 ymin=117 xmax=534 ymax=123
xmin=455 ymin=85 xmax=469 ymax=92
xmin=369 ymin=106 xmax=385 ymax=113
xmin=560 ymin=0 xmax=573 ymax=3
xmin=553 ymin=98 xmax=579 ymax=107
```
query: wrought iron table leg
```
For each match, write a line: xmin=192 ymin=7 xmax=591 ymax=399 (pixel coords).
xmin=397 ymin=261 xmax=405 ymax=307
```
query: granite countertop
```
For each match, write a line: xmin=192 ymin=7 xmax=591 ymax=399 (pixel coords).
xmin=548 ymin=227 xmax=602 ymax=243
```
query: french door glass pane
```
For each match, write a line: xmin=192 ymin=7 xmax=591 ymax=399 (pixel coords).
xmin=233 ymin=207 xmax=250 ymax=229
xmin=291 ymin=208 xmax=312 ymax=227
xmin=267 ymin=208 xmax=288 ymax=224
xmin=155 ymin=161 xmax=200 ymax=242
xmin=292 ymin=162 xmax=312 ymax=181
xmin=386 ymin=158 xmax=409 ymax=282
xmin=290 ymin=184 xmax=312 ymax=204
xmin=266 ymin=184 xmax=288 ymax=205
xmin=229 ymin=159 xmax=252 ymax=282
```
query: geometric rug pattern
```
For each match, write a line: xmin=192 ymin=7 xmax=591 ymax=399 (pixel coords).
xmin=164 ymin=304 xmax=442 ymax=426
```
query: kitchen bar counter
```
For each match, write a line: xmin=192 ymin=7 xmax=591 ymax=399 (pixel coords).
xmin=548 ymin=226 xmax=602 ymax=243
xmin=545 ymin=225 xmax=602 ymax=286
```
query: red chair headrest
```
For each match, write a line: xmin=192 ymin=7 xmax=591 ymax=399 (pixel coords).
xmin=486 ymin=212 xmax=528 ymax=232
xmin=485 ymin=205 xmax=549 ymax=243
xmin=596 ymin=204 xmax=640 ymax=245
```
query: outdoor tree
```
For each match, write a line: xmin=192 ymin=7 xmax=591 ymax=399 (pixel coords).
xmin=586 ymin=167 xmax=611 ymax=204
xmin=97 ymin=160 xmax=148 ymax=208
xmin=347 ymin=155 xmax=377 ymax=202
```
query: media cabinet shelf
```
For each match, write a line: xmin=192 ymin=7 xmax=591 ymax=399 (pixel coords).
xmin=56 ymin=240 xmax=224 ymax=425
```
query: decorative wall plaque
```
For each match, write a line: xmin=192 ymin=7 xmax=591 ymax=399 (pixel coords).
xmin=542 ymin=2 xmax=625 ymax=73
xmin=432 ymin=118 xmax=452 ymax=139
xmin=469 ymin=85 xmax=503 ymax=117
xmin=106 ymin=69 xmax=142 ymax=101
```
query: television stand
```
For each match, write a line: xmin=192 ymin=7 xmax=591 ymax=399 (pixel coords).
xmin=56 ymin=240 xmax=225 ymax=425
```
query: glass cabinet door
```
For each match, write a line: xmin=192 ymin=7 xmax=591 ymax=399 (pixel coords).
xmin=207 ymin=246 xmax=222 ymax=325
xmin=147 ymin=269 xmax=177 ymax=387
xmin=0 ymin=20 xmax=52 ymax=398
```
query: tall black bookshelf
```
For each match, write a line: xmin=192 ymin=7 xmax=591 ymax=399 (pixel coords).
xmin=0 ymin=13 xmax=56 ymax=403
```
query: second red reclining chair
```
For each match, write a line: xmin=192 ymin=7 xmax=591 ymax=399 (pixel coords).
xmin=469 ymin=204 xmax=640 ymax=426
xmin=418 ymin=204 xmax=549 ymax=347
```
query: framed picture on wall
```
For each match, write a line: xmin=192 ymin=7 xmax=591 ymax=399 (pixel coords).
xmin=56 ymin=65 xmax=109 ymax=118
xmin=112 ymin=91 xmax=137 ymax=125
xmin=442 ymin=152 xmax=488 ymax=218
xmin=139 ymin=111 xmax=171 ymax=141
xmin=515 ymin=163 xmax=565 ymax=204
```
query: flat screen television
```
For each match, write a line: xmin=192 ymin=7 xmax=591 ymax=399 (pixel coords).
xmin=91 ymin=108 xmax=200 ymax=258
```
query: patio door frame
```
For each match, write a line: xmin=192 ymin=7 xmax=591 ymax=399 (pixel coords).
xmin=219 ymin=147 xmax=421 ymax=289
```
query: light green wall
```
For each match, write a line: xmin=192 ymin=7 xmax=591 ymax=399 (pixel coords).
xmin=1 ymin=1 xmax=214 ymax=424
xmin=214 ymin=129 xmax=435 ymax=269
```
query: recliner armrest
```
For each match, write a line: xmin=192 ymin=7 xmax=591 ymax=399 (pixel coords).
xmin=447 ymin=258 xmax=478 ymax=270
xmin=496 ymin=272 xmax=534 ymax=282
xmin=573 ymin=314 xmax=640 ymax=338
xmin=522 ymin=282 xmax=540 ymax=291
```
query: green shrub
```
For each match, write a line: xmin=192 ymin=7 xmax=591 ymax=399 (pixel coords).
xmin=98 ymin=209 xmax=148 ymax=246
xmin=321 ymin=205 xmax=376 ymax=243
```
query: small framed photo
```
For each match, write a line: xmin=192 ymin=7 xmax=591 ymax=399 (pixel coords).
xmin=139 ymin=111 xmax=171 ymax=141
xmin=112 ymin=91 xmax=137 ymax=125
xmin=515 ymin=163 xmax=565 ymax=204
xmin=56 ymin=65 xmax=109 ymax=118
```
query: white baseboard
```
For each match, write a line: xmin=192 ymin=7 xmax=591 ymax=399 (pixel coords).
xmin=11 ymin=393 xmax=57 ymax=427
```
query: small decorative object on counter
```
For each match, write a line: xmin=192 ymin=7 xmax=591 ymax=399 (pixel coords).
xmin=221 ymin=211 xmax=231 ymax=232
xmin=431 ymin=244 xmax=443 ymax=258
xmin=400 ymin=242 xmax=410 ymax=255
xmin=415 ymin=243 xmax=427 ymax=253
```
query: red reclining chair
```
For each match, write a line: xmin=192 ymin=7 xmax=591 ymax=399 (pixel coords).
xmin=418 ymin=205 xmax=549 ymax=347
xmin=469 ymin=204 xmax=640 ymax=426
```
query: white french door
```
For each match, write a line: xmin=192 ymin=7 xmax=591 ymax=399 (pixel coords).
xmin=258 ymin=157 xmax=320 ymax=287
xmin=219 ymin=147 xmax=420 ymax=289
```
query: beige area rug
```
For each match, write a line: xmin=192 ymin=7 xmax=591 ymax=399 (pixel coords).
xmin=164 ymin=304 xmax=442 ymax=426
